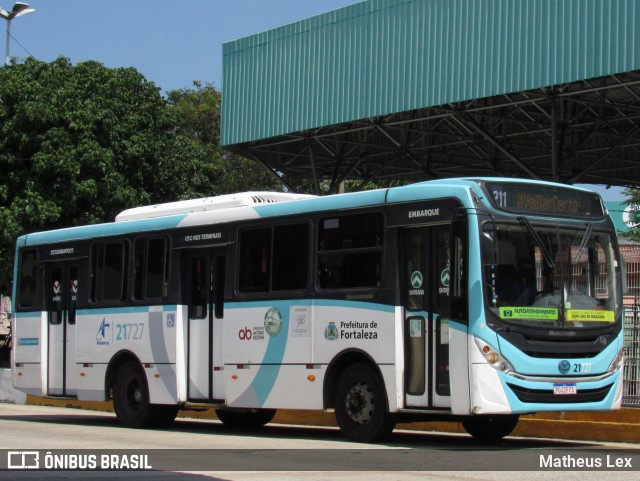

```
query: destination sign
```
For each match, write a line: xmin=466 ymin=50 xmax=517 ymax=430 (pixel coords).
xmin=483 ymin=182 xmax=605 ymax=219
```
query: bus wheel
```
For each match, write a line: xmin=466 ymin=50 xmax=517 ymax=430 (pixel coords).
xmin=461 ymin=414 xmax=519 ymax=440
xmin=113 ymin=361 xmax=152 ymax=428
xmin=334 ymin=363 xmax=395 ymax=443
xmin=215 ymin=408 xmax=276 ymax=428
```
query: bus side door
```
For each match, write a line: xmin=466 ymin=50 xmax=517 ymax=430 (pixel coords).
xmin=47 ymin=262 xmax=78 ymax=397
xmin=402 ymin=225 xmax=451 ymax=408
xmin=185 ymin=248 xmax=226 ymax=402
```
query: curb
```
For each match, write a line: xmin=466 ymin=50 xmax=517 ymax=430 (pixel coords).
xmin=24 ymin=395 xmax=640 ymax=444
xmin=0 ymin=369 xmax=26 ymax=404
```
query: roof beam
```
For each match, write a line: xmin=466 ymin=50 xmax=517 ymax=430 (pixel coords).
xmin=453 ymin=113 xmax=540 ymax=180
xmin=569 ymin=125 xmax=640 ymax=183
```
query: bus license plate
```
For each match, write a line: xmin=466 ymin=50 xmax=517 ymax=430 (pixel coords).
xmin=553 ymin=384 xmax=577 ymax=395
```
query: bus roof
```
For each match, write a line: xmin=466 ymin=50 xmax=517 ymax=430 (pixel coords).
xmin=16 ymin=178 xmax=599 ymax=247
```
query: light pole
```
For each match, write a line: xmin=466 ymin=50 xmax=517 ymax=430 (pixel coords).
xmin=0 ymin=2 xmax=35 ymax=66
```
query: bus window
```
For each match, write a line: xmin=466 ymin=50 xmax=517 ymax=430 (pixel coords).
xmin=239 ymin=224 xmax=310 ymax=293
xmin=272 ymin=224 xmax=309 ymax=291
xmin=18 ymin=250 xmax=38 ymax=308
xmin=134 ymin=238 xmax=168 ymax=300
xmin=238 ymin=227 xmax=271 ymax=293
xmin=318 ymin=213 xmax=383 ymax=289
xmin=91 ymin=242 xmax=128 ymax=302
xmin=133 ymin=240 xmax=144 ymax=299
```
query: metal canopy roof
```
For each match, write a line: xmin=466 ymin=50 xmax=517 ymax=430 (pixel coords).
xmin=222 ymin=0 xmax=640 ymax=193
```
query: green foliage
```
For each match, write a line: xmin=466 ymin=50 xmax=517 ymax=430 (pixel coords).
xmin=0 ymin=59 xmax=386 ymax=294
xmin=0 ymin=58 xmax=221 ymax=292
xmin=622 ymin=188 xmax=640 ymax=242
xmin=166 ymin=81 xmax=282 ymax=194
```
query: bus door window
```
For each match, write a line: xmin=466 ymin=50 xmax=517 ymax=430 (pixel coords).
xmin=48 ymin=266 xmax=64 ymax=325
xmin=404 ymin=229 xmax=427 ymax=396
xmin=189 ymin=256 xmax=208 ymax=319
xmin=188 ymin=252 xmax=226 ymax=320
xmin=68 ymin=266 xmax=78 ymax=325
xmin=213 ymin=255 xmax=226 ymax=319
xmin=48 ymin=264 xmax=78 ymax=325
xmin=433 ymin=228 xmax=451 ymax=397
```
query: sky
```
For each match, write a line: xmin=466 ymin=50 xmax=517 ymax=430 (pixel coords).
xmin=4 ymin=0 xmax=360 ymax=92
xmin=2 ymin=0 xmax=628 ymax=201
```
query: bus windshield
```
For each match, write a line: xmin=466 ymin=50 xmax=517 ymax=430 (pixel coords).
xmin=483 ymin=220 xmax=621 ymax=328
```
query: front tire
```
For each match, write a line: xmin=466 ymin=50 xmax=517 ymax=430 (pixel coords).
xmin=334 ymin=363 xmax=395 ymax=442
xmin=461 ymin=414 xmax=519 ymax=440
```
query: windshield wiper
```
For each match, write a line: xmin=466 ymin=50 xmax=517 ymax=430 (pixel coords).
xmin=572 ymin=223 xmax=593 ymax=265
xmin=517 ymin=217 xmax=556 ymax=269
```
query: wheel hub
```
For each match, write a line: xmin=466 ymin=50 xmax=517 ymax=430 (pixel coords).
xmin=126 ymin=381 xmax=142 ymax=408
xmin=132 ymin=386 xmax=142 ymax=404
xmin=345 ymin=382 xmax=374 ymax=425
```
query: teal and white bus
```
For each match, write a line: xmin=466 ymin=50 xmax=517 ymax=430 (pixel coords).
xmin=11 ymin=178 xmax=624 ymax=442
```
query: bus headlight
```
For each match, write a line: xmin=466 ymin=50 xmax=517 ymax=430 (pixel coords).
xmin=474 ymin=337 xmax=514 ymax=374
xmin=608 ymin=347 xmax=624 ymax=373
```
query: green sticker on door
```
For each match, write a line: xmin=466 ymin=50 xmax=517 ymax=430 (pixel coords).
xmin=439 ymin=268 xmax=450 ymax=295
xmin=440 ymin=268 xmax=450 ymax=287
xmin=410 ymin=271 xmax=424 ymax=296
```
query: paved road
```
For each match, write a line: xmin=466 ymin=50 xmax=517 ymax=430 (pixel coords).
xmin=0 ymin=403 xmax=638 ymax=480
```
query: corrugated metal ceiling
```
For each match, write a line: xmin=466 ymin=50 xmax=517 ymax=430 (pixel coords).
xmin=221 ymin=0 xmax=640 ymax=192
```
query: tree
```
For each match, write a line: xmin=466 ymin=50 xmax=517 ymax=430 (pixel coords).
xmin=166 ymin=81 xmax=282 ymax=193
xmin=164 ymin=82 xmax=397 ymax=197
xmin=622 ymin=188 xmax=640 ymax=242
xmin=0 ymin=57 xmax=218 ymax=292
xmin=0 ymin=58 xmax=390 ymax=294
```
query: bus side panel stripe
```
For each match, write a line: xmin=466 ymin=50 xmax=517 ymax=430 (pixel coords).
xmin=234 ymin=309 xmax=290 ymax=407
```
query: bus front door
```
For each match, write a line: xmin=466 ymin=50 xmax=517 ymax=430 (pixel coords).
xmin=47 ymin=262 xmax=78 ymax=397
xmin=402 ymin=225 xmax=451 ymax=408
xmin=186 ymin=248 xmax=226 ymax=402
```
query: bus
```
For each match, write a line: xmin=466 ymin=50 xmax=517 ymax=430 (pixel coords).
xmin=11 ymin=178 xmax=625 ymax=442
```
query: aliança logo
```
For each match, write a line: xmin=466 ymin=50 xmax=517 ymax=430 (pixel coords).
xmin=96 ymin=318 xmax=110 ymax=345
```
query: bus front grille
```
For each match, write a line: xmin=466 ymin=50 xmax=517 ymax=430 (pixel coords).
xmin=506 ymin=383 xmax=613 ymax=404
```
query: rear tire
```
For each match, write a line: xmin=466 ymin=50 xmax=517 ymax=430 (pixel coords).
xmin=215 ymin=408 xmax=277 ymax=428
xmin=334 ymin=363 xmax=395 ymax=442
xmin=113 ymin=361 xmax=152 ymax=428
xmin=461 ymin=414 xmax=519 ymax=440
xmin=113 ymin=361 xmax=179 ymax=429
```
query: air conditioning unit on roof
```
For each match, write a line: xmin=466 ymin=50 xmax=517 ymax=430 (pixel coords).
xmin=115 ymin=191 xmax=315 ymax=222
